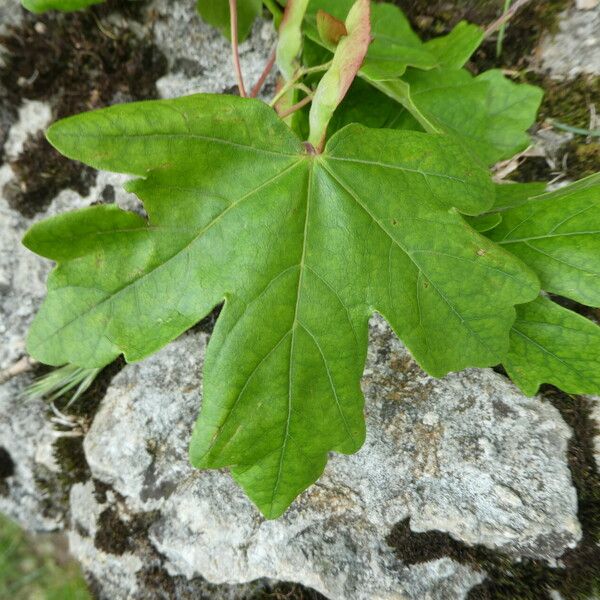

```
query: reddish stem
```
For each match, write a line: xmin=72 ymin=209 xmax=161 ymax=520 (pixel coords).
xmin=278 ymin=94 xmax=313 ymax=119
xmin=250 ymin=49 xmax=276 ymax=98
xmin=229 ymin=0 xmax=247 ymax=97
xmin=484 ymin=0 xmax=532 ymax=38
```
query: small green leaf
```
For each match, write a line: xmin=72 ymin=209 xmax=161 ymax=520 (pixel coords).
xmin=21 ymin=0 xmax=103 ymax=11
xmin=316 ymin=9 xmax=347 ymax=46
xmin=487 ymin=175 xmax=600 ymax=306
xmin=505 ymin=295 xmax=600 ymax=396
xmin=25 ymin=94 xmax=538 ymax=517
xmin=423 ymin=21 xmax=484 ymax=70
xmin=197 ymin=0 xmax=263 ymax=42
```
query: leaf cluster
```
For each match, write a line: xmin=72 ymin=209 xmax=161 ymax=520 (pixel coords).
xmin=20 ymin=0 xmax=600 ymax=518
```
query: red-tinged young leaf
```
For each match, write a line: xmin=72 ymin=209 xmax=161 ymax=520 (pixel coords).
xmin=308 ymin=0 xmax=371 ymax=150
xmin=316 ymin=9 xmax=347 ymax=47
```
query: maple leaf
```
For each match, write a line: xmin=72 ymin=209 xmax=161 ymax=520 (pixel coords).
xmin=488 ymin=174 xmax=600 ymax=307
xmin=483 ymin=175 xmax=600 ymax=395
xmin=505 ymin=295 xmax=600 ymax=396
xmin=23 ymin=95 xmax=539 ymax=517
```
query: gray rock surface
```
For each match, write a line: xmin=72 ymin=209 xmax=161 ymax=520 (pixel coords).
xmin=151 ymin=0 xmax=276 ymax=100
xmin=540 ymin=5 xmax=600 ymax=77
xmin=76 ymin=318 xmax=580 ymax=599
xmin=0 ymin=375 xmax=61 ymax=531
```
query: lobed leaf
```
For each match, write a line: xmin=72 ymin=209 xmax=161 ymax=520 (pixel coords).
xmin=487 ymin=175 xmax=600 ymax=307
xmin=505 ymin=295 xmax=600 ymax=396
xmin=25 ymin=94 xmax=539 ymax=517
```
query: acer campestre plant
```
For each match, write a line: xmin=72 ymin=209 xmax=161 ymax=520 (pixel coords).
xmin=20 ymin=0 xmax=600 ymax=518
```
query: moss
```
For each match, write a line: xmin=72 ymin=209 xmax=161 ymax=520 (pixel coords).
xmin=0 ymin=1 xmax=167 ymax=215
xmin=526 ymin=74 xmax=600 ymax=130
xmin=251 ymin=582 xmax=327 ymax=599
xmin=511 ymin=74 xmax=600 ymax=182
xmin=33 ymin=358 xmax=126 ymax=513
xmin=94 ymin=507 xmax=154 ymax=555
xmin=564 ymin=141 xmax=600 ymax=179
xmin=4 ymin=132 xmax=97 ymax=217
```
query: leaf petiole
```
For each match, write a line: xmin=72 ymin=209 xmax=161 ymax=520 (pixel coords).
xmin=229 ymin=0 xmax=247 ymax=97
xmin=250 ymin=48 xmax=276 ymax=97
xmin=268 ymin=61 xmax=331 ymax=107
xmin=278 ymin=93 xmax=314 ymax=118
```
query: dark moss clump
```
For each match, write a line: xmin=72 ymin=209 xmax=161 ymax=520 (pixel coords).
xmin=249 ymin=583 xmax=327 ymax=599
xmin=95 ymin=507 xmax=158 ymax=556
xmin=4 ymin=132 xmax=96 ymax=217
xmin=0 ymin=446 xmax=15 ymax=497
xmin=509 ymin=73 xmax=600 ymax=182
xmin=0 ymin=1 xmax=167 ymax=216
xmin=562 ymin=141 xmax=600 ymax=180
xmin=190 ymin=304 xmax=224 ymax=336
xmin=509 ymin=157 xmax=555 ymax=184
xmin=0 ymin=446 xmax=15 ymax=480
xmin=387 ymin=389 xmax=600 ymax=600
xmin=58 ymin=356 xmax=126 ymax=421
xmin=0 ymin=2 xmax=166 ymax=120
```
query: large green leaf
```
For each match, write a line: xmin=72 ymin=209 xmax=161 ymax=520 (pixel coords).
xmin=21 ymin=0 xmax=103 ymax=11
xmin=24 ymin=95 xmax=538 ymax=517
xmin=487 ymin=175 xmax=600 ymax=307
xmin=505 ymin=295 xmax=600 ymax=396
xmin=197 ymin=0 xmax=263 ymax=41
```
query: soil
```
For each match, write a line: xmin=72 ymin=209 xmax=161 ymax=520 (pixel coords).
xmin=0 ymin=0 xmax=167 ymax=216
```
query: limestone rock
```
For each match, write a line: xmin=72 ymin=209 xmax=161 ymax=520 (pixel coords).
xmin=576 ymin=0 xmax=599 ymax=10
xmin=151 ymin=0 xmax=276 ymax=100
xmin=0 ymin=375 xmax=61 ymax=531
xmin=79 ymin=317 xmax=580 ymax=599
xmin=539 ymin=6 xmax=600 ymax=77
